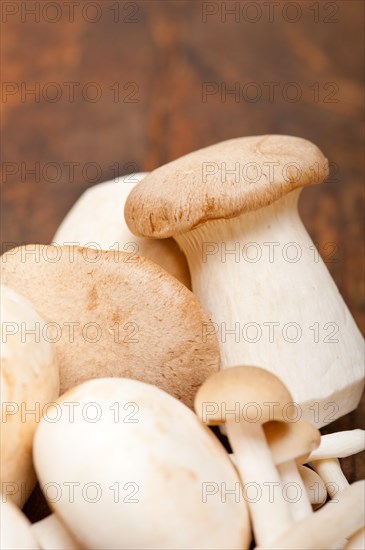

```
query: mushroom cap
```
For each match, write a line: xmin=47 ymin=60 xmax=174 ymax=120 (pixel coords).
xmin=1 ymin=245 xmax=219 ymax=407
xmin=297 ymin=465 xmax=327 ymax=508
xmin=125 ymin=135 xmax=329 ymax=238
xmin=194 ymin=365 xmax=294 ymax=426
xmin=264 ymin=420 xmax=321 ymax=464
xmin=0 ymin=499 xmax=40 ymax=549
xmin=34 ymin=377 xmax=251 ymax=550
xmin=53 ymin=174 xmax=191 ymax=288
xmin=0 ymin=285 xmax=59 ymax=508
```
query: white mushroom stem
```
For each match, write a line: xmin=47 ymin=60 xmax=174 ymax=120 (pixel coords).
xmin=277 ymin=461 xmax=313 ymax=521
xmin=309 ymin=458 xmax=349 ymax=498
xmin=297 ymin=465 xmax=327 ymax=509
xmin=307 ymin=430 xmax=365 ymax=461
xmin=31 ymin=514 xmax=82 ymax=550
xmin=257 ymin=480 xmax=365 ymax=550
xmin=345 ymin=527 xmax=365 ymax=549
xmin=226 ymin=420 xmax=292 ymax=547
xmin=175 ymin=190 xmax=364 ymax=427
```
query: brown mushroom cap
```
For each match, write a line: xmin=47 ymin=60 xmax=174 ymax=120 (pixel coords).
xmin=194 ymin=365 xmax=294 ymax=425
xmin=264 ymin=420 xmax=321 ymax=464
xmin=1 ymin=245 xmax=220 ymax=407
xmin=125 ymin=135 xmax=329 ymax=238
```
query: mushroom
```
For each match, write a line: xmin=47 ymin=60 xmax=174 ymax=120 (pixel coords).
xmin=33 ymin=377 xmax=251 ymax=550
xmin=0 ymin=498 xmax=40 ymax=549
xmin=1 ymin=245 xmax=219 ymax=407
xmin=125 ymin=135 xmax=365 ymax=427
xmin=308 ymin=430 xmax=365 ymax=499
xmin=194 ymin=365 xmax=294 ymax=547
xmin=31 ymin=514 xmax=82 ymax=550
xmin=297 ymin=466 xmax=327 ymax=510
xmin=345 ymin=527 xmax=365 ymax=550
xmin=263 ymin=420 xmax=321 ymax=521
xmin=259 ymin=480 xmax=365 ymax=550
xmin=0 ymin=285 xmax=59 ymax=508
xmin=53 ymin=173 xmax=191 ymax=288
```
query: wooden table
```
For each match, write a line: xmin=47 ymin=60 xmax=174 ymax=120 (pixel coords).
xmin=1 ymin=0 xmax=364 ymax=520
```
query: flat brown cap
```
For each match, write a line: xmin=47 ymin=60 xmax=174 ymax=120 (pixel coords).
xmin=194 ymin=365 xmax=294 ymax=425
xmin=125 ymin=135 xmax=329 ymax=238
xmin=1 ymin=245 xmax=220 ymax=407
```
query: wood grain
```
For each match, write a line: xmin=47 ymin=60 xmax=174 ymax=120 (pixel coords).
xmin=1 ymin=0 xmax=364 ymax=521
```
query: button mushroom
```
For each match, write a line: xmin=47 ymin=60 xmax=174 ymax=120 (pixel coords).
xmin=1 ymin=245 xmax=219 ymax=407
xmin=0 ymin=285 xmax=59 ymax=507
xmin=0 ymin=498 xmax=40 ymax=549
xmin=259 ymin=480 xmax=365 ymax=550
xmin=195 ymin=365 xmax=294 ymax=547
xmin=263 ymin=420 xmax=321 ymax=521
xmin=125 ymin=135 xmax=364 ymax=427
xmin=33 ymin=377 xmax=251 ymax=550
xmin=53 ymin=173 xmax=190 ymax=288
xmin=308 ymin=430 xmax=365 ymax=499
xmin=31 ymin=514 xmax=82 ymax=550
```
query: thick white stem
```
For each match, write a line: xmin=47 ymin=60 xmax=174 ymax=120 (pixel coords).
xmin=226 ymin=421 xmax=292 ymax=547
xmin=309 ymin=458 xmax=349 ymax=498
xmin=175 ymin=190 xmax=364 ymax=427
xmin=278 ymin=460 xmax=312 ymax=521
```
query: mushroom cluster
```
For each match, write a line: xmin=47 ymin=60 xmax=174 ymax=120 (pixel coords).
xmin=1 ymin=135 xmax=364 ymax=549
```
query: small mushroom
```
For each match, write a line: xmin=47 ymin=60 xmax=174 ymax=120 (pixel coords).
xmin=1 ymin=245 xmax=219 ymax=407
xmin=263 ymin=420 xmax=321 ymax=521
xmin=195 ymin=365 xmax=294 ymax=547
xmin=33 ymin=377 xmax=251 ymax=550
xmin=297 ymin=466 xmax=327 ymax=509
xmin=53 ymin=173 xmax=191 ymax=288
xmin=125 ymin=135 xmax=364 ymax=427
xmin=345 ymin=527 xmax=365 ymax=549
xmin=259 ymin=480 xmax=365 ymax=550
xmin=308 ymin=430 xmax=365 ymax=499
xmin=31 ymin=514 xmax=82 ymax=550
xmin=0 ymin=285 xmax=59 ymax=507
xmin=0 ymin=498 xmax=40 ymax=549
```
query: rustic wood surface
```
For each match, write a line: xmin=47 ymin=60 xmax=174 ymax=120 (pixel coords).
xmin=2 ymin=0 xmax=364 ymax=522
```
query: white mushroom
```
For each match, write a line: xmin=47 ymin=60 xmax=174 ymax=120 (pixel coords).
xmin=31 ymin=514 xmax=82 ymax=550
xmin=33 ymin=377 xmax=250 ymax=550
xmin=257 ymin=480 xmax=365 ymax=550
xmin=297 ymin=466 xmax=327 ymax=509
xmin=0 ymin=285 xmax=59 ymax=507
xmin=53 ymin=173 xmax=190 ymax=287
xmin=0 ymin=498 xmax=40 ymax=549
xmin=125 ymin=135 xmax=364 ymax=427
xmin=195 ymin=365 xmax=294 ymax=547
xmin=308 ymin=430 xmax=365 ymax=499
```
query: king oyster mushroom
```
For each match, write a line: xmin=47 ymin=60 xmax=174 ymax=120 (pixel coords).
xmin=1 ymin=285 xmax=59 ymax=507
xmin=1 ymin=245 xmax=219 ymax=407
xmin=125 ymin=135 xmax=364 ymax=427
xmin=53 ymin=173 xmax=190 ymax=288
xmin=33 ymin=377 xmax=251 ymax=550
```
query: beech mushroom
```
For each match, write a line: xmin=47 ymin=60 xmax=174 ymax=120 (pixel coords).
xmin=0 ymin=499 xmax=40 ymax=549
xmin=0 ymin=285 xmax=59 ymax=508
xmin=1 ymin=245 xmax=219 ymax=407
xmin=308 ymin=430 xmax=365 ymax=499
xmin=195 ymin=365 xmax=293 ymax=547
xmin=31 ymin=514 xmax=82 ymax=550
xmin=125 ymin=135 xmax=364 ymax=427
xmin=297 ymin=466 xmax=327 ymax=509
xmin=33 ymin=377 xmax=251 ymax=550
xmin=259 ymin=480 xmax=365 ymax=550
xmin=263 ymin=420 xmax=321 ymax=521
xmin=53 ymin=173 xmax=191 ymax=288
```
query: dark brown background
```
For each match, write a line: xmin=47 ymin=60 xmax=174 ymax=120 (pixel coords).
xmin=1 ymin=0 xmax=364 ymax=519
